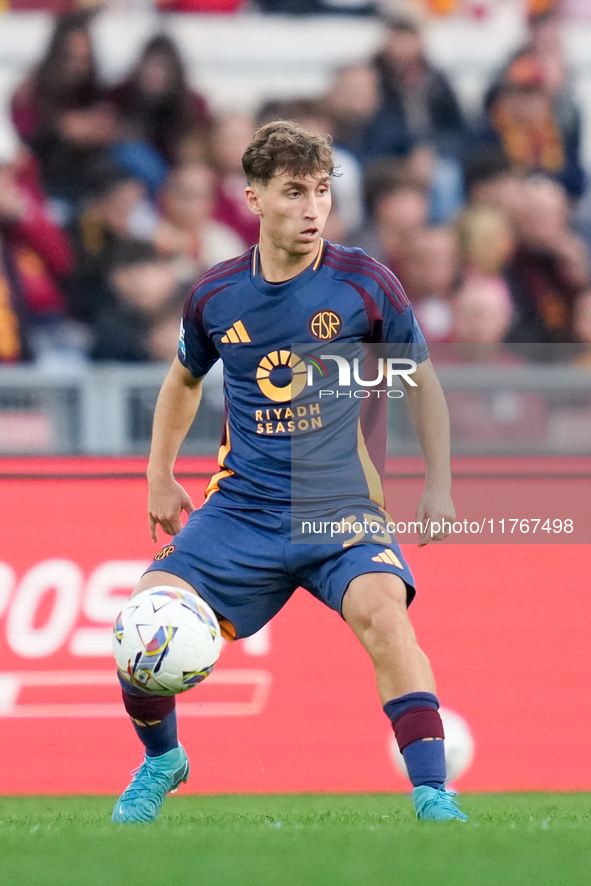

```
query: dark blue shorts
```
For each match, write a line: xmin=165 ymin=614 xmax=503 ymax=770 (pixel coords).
xmin=145 ymin=501 xmax=416 ymax=639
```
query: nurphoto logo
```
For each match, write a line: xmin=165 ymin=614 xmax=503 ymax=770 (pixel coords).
xmin=303 ymin=354 xmax=418 ymax=399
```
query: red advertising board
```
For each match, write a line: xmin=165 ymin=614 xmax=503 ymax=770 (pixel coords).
xmin=0 ymin=457 xmax=590 ymax=794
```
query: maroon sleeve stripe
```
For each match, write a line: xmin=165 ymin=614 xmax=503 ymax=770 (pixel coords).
xmin=335 ymin=254 xmax=409 ymax=308
xmin=183 ymin=283 xmax=229 ymax=327
xmin=195 ymin=285 xmax=229 ymax=325
xmin=345 ymin=281 xmax=384 ymax=341
xmin=325 ymin=244 xmax=408 ymax=296
xmin=323 ymin=246 xmax=409 ymax=310
xmin=197 ymin=252 xmax=252 ymax=289
xmin=324 ymin=257 xmax=408 ymax=313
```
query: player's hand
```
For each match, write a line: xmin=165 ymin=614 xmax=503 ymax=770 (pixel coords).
xmin=148 ymin=476 xmax=195 ymax=543
xmin=416 ymin=487 xmax=455 ymax=547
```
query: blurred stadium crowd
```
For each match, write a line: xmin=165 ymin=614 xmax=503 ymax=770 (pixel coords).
xmin=2 ymin=1 xmax=591 ymax=373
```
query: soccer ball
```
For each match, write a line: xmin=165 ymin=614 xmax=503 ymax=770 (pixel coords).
xmin=388 ymin=707 xmax=475 ymax=783
xmin=113 ymin=586 xmax=222 ymax=696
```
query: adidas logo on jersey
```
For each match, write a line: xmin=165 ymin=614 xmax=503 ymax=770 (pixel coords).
xmin=371 ymin=548 xmax=403 ymax=568
xmin=221 ymin=320 xmax=251 ymax=344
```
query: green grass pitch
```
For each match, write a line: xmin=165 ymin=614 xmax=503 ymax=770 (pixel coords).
xmin=1 ymin=794 xmax=590 ymax=886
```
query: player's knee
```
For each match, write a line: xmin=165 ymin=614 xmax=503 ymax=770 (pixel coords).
xmin=344 ymin=574 xmax=408 ymax=640
xmin=367 ymin=597 xmax=409 ymax=648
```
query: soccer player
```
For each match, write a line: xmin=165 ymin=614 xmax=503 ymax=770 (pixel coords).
xmin=112 ymin=121 xmax=468 ymax=823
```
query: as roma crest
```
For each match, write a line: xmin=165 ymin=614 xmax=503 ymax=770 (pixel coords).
xmin=154 ymin=544 xmax=176 ymax=561
xmin=309 ymin=310 xmax=342 ymax=341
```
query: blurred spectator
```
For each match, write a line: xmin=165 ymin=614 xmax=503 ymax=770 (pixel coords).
xmin=454 ymin=204 xmax=516 ymax=342
xmin=363 ymin=146 xmax=463 ymax=227
xmin=108 ymin=34 xmax=212 ymax=191
xmin=464 ymin=155 xmax=589 ymax=343
xmin=148 ymin=298 xmax=188 ymax=363
xmin=371 ymin=14 xmax=466 ymax=160
xmin=486 ymin=9 xmax=582 ymax=151
xmin=464 ymin=147 xmax=526 ymax=224
xmin=405 ymin=143 xmax=464 ymax=224
xmin=0 ymin=235 xmax=31 ymax=363
xmin=456 ymin=205 xmax=515 ymax=281
xmin=357 ymin=164 xmax=429 ymax=273
xmin=397 ymin=225 xmax=458 ymax=341
xmin=163 ymin=0 xmax=245 ymax=11
xmin=0 ymin=134 xmax=73 ymax=324
xmin=504 ymin=175 xmax=590 ymax=343
xmin=91 ymin=240 xmax=182 ymax=363
xmin=527 ymin=10 xmax=580 ymax=141
xmin=68 ymin=164 xmax=152 ymax=323
xmin=451 ymin=277 xmax=515 ymax=350
xmin=155 ymin=163 xmax=245 ymax=286
xmin=0 ymin=122 xmax=87 ymax=365
xmin=476 ymin=55 xmax=584 ymax=199
xmin=435 ymin=280 xmax=548 ymax=449
xmin=209 ymin=114 xmax=260 ymax=247
xmin=11 ymin=12 xmax=116 ymax=215
xmin=321 ymin=65 xmax=384 ymax=165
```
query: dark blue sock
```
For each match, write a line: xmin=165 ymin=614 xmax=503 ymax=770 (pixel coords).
xmin=118 ymin=672 xmax=178 ymax=757
xmin=384 ymin=692 xmax=446 ymax=789
xmin=402 ymin=738 xmax=446 ymax=789
xmin=132 ymin=709 xmax=179 ymax=758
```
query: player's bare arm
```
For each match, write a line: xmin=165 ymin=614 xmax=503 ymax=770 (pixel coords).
xmin=147 ymin=357 xmax=203 ymax=542
xmin=402 ymin=358 xmax=455 ymax=546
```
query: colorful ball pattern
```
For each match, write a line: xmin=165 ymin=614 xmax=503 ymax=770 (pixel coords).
xmin=113 ymin=586 xmax=222 ymax=696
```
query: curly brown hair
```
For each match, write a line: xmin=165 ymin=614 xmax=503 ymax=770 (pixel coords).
xmin=242 ymin=120 xmax=335 ymax=185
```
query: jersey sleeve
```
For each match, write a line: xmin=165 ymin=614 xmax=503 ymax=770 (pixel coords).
xmin=383 ymin=303 xmax=429 ymax=363
xmin=377 ymin=264 xmax=430 ymax=363
xmin=178 ymin=286 xmax=220 ymax=378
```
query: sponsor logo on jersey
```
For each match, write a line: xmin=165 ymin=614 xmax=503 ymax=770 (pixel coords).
xmin=154 ymin=544 xmax=176 ymax=561
xmin=221 ymin=320 xmax=251 ymax=344
xmin=255 ymin=349 xmax=307 ymax=402
xmin=309 ymin=310 xmax=342 ymax=341
xmin=371 ymin=548 xmax=403 ymax=568
xmin=254 ymin=402 xmax=322 ymax=434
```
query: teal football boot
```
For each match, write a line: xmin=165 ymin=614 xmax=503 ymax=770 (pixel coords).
xmin=412 ymin=786 xmax=469 ymax=821
xmin=112 ymin=745 xmax=189 ymax=823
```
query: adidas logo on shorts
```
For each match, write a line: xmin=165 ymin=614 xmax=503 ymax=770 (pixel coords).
xmin=371 ymin=548 xmax=403 ymax=568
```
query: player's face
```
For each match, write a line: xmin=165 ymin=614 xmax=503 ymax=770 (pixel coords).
xmin=246 ymin=171 xmax=332 ymax=255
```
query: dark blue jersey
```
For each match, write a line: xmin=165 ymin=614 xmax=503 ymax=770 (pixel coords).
xmin=179 ymin=240 xmax=428 ymax=509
